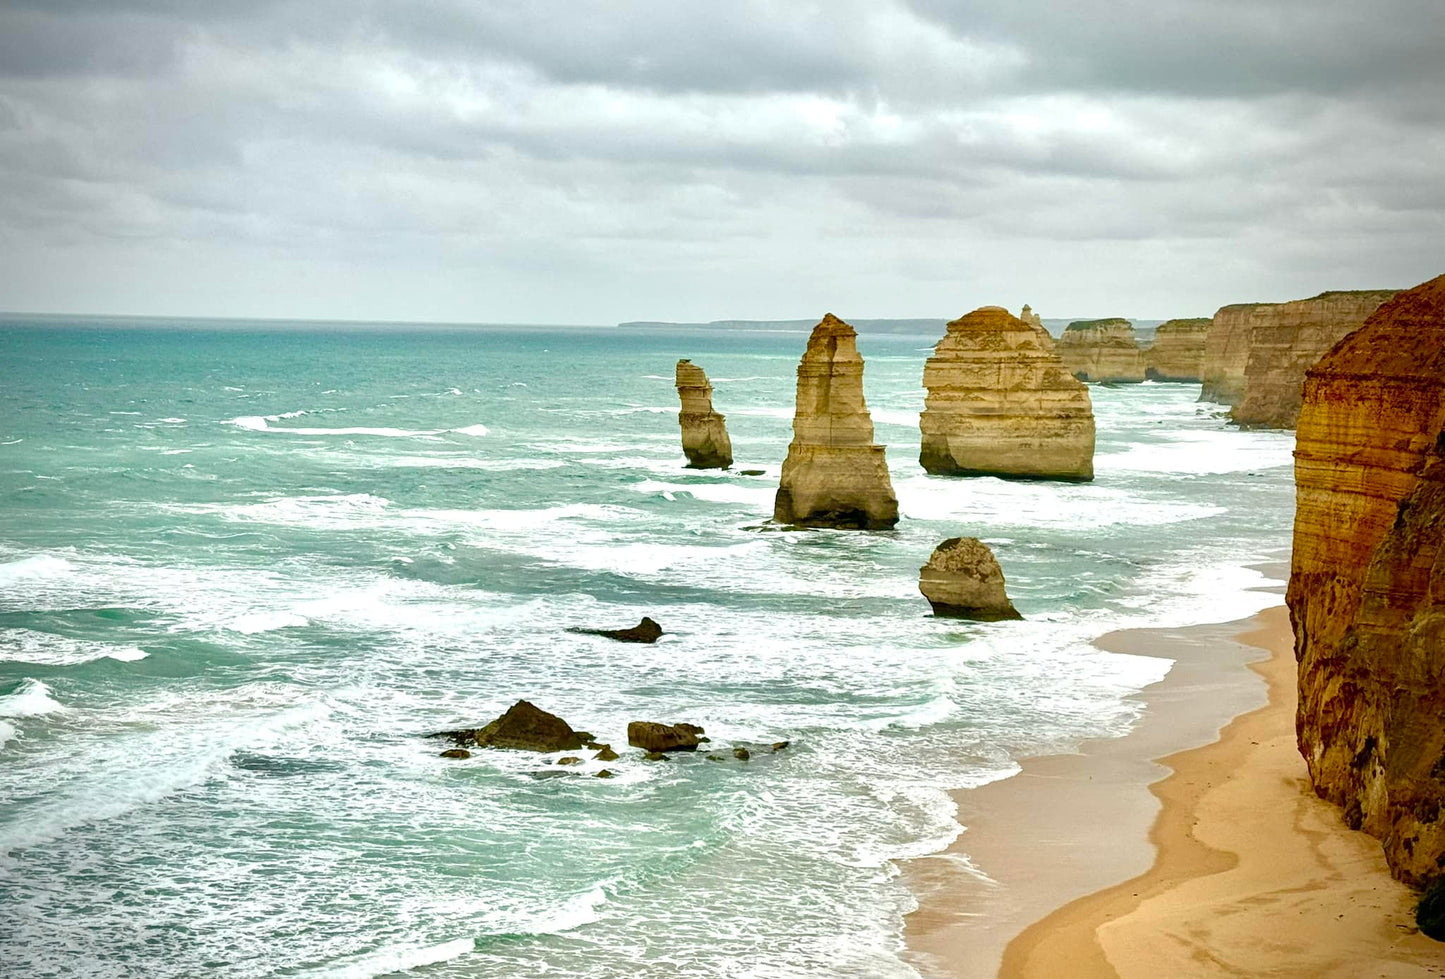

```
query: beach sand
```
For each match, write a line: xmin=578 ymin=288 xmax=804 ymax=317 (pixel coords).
xmin=906 ymin=605 xmax=1443 ymax=978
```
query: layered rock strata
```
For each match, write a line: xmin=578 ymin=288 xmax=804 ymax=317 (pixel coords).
xmin=919 ymin=306 xmax=1094 ymax=481
xmin=1056 ymin=318 xmax=1145 ymax=383
xmin=1201 ymin=290 xmax=1397 ymax=413
xmin=1288 ymin=274 xmax=1445 ymax=885
xmin=919 ymin=537 xmax=1022 ymax=620
xmin=1232 ymin=290 xmax=1399 ymax=428
xmin=675 ymin=359 xmax=733 ymax=468
xmin=774 ymin=315 xmax=899 ymax=529
xmin=1144 ymin=317 xmax=1210 ymax=382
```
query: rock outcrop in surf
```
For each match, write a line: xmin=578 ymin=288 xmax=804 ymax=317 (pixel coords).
xmin=774 ymin=314 xmax=899 ymax=529
xmin=1288 ymin=274 xmax=1445 ymax=885
xmin=1056 ymin=318 xmax=1145 ymax=383
xmin=628 ymin=721 xmax=704 ymax=753
xmin=567 ymin=617 xmax=663 ymax=643
xmin=675 ymin=359 xmax=733 ymax=469
xmin=1144 ymin=317 xmax=1210 ymax=382
xmin=919 ymin=537 xmax=1022 ymax=620
xmin=436 ymin=700 xmax=587 ymax=753
xmin=919 ymin=306 xmax=1095 ymax=482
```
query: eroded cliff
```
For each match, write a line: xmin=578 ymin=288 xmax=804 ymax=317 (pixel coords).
xmin=1144 ymin=317 xmax=1210 ymax=382
xmin=1288 ymin=273 xmax=1445 ymax=885
xmin=919 ymin=306 xmax=1094 ymax=481
xmin=774 ymin=314 xmax=898 ymax=529
xmin=1056 ymin=318 xmax=1145 ymax=383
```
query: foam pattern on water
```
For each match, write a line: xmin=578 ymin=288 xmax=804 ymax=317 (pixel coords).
xmin=0 ymin=322 xmax=1295 ymax=977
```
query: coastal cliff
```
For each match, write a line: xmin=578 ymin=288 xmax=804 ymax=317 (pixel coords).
xmin=674 ymin=359 xmax=733 ymax=469
xmin=1144 ymin=317 xmax=1209 ymax=382
xmin=774 ymin=314 xmax=899 ymax=529
xmin=1056 ymin=319 xmax=1145 ymax=383
xmin=1233 ymin=291 xmax=1398 ymax=428
xmin=919 ymin=306 xmax=1094 ymax=481
xmin=1201 ymin=291 xmax=1396 ymax=416
xmin=1288 ymin=274 xmax=1445 ymax=885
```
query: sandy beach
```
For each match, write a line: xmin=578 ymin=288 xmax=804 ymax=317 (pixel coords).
xmin=907 ymin=605 xmax=1443 ymax=978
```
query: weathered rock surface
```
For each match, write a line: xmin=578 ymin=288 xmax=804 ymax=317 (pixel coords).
xmin=1288 ymin=274 xmax=1445 ymax=886
xmin=1144 ymin=317 xmax=1210 ymax=382
xmin=919 ymin=537 xmax=1022 ymax=621
xmin=675 ymin=359 xmax=733 ymax=469
xmin=919 ymin=306 xmax=1095 ymax=482
xmin=437 ymin=700 xmax=587 ymax=753
xmin=628 ymin=720 xmax=704 ymax=753
xmin=1018 ymin=304 xmax=1049 ymax=345
xmin=567 ymin=617 xmax=663 ymax=643
xmin=1056 ymin=318 xmax=1145 ymax=383
xmin=774 ymin=314 xmax=899 ymax=529
xmin=593 ymin=745 xmax=619 ymax=762
xmin=1201 ymin=290 xmax=1397 ymax=414
xmin=439 ymin=748 xmax=471 ymax=759
xmin=1232 ymin=290 xmax=1399 ymax=428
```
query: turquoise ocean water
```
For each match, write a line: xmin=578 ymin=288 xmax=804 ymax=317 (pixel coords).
xmin=0 ymin=318 xmax=1295 ymax=978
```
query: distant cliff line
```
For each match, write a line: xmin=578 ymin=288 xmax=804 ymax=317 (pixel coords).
xmin=620 ymin=318 xmax=1169 ymax=338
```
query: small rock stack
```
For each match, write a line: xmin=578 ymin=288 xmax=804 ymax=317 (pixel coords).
xmin=675 ymin=359 xmax=733 ymax=469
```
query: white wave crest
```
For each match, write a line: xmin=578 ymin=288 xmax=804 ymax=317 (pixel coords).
xmin=301 ymin=937 xmax=474 ymax=979
xmin=0 ymin=555 xmax=74 ymax=586
xmin=452 ymin=424 xmax=489 ymax=437
xmin=0 ymin=630 xmax=148 ymax=665
xmin=227 ymin=611 xmax=310 ymax=635
xmin=0 ymin=679 xmax=63 ymax=717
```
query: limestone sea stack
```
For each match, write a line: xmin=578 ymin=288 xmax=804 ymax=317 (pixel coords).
xmin=675 ymin=359 xmax=733 ymax=468
xmin=773 ymin=314 xmax=899 ymax=529
xmin=919 ymin=537 xmax=1022 ymax=620
xmin=1232 ymin=290 xmax=1399 ymax=428
xmin=1144 ymin=317 xmax=1210 ymax=381
xmin=1199 ymin=290 xmax=1397 ymax=415
xmin=1288 ymin=274 xmax=1445 ymax=885
xmin=919 ymin=306 xmax=1094 ymax=481
xmin=1055 ymin=318 xmax=1146 ymax=383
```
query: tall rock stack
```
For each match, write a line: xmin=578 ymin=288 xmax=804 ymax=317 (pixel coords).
xmin=674 ymin=359 xmax=733 ymax=469
xmin=1232 ymin=290 xmax=1399 ymax=428
xmin=773 ymin=314 xmax=899 ymax=529
xmin=1144 ymin=317 xmax=1210 ymax=381
xmin=1288 ymin=274 xmax=1445 ymax=885
xmin=1056 ymin=318 xmax=1146 ymax=383
xmin=919 ymin=306 xmax=1095 ymax=482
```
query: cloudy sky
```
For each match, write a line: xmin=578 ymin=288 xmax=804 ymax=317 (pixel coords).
xmin=1 ymin=1 xmax=1442 ymax=323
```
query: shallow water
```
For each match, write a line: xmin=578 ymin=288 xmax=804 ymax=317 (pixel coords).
xmin=0 ymin=319 xmax=1295 ymax=977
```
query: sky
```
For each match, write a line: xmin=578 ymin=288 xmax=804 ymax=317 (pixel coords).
xmin=1 ymin=0 xmax=1442 ymax=324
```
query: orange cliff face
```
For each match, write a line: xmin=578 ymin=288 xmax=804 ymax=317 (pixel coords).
xmin=1287 ymin=274 xmax=1445 ymax=885
xmin=1144 ymin=317 xmax=1209 ymax=382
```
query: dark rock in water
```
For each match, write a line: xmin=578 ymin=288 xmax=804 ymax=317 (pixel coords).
xmin=732 ymin=747 xmax=750 ymax=761
xmin=434 ymin=699 xmax=586 ymax=753
xmin=583 ymin=740 xmax=604 ymax=751
xmin=595 ymin=769 xmax=616 ymax=778
xmin=771 ymin=741 xmax=790 ymax=752
xmin=593 ymin=745 xmax=619 ymax=762
xmin=707 ymin=754 xmax=724 ymax=762
xmin=739 ymin=469 xmax=765 ymax=476
xmin=644 ymin=751 xmax=669 ymax=762
xmin=567 ymin=617 xmax=663 ymax=644
xmin=556 ymin=756 xmax=582 ymax=766
xmin=574 ymin=731 xmax=595 ymax=742
xmin=439 ymin=748 xmax=471 ymax=760
xmin=629 ymin=720 xmax=704 ymax=752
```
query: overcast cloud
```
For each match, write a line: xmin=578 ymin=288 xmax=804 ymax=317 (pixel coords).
xmin=1 ymin=0 xmax=1441 ymax=322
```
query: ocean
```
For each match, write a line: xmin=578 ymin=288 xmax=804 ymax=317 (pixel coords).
xmin=0 ymin=317 xmax=1295 ymax=978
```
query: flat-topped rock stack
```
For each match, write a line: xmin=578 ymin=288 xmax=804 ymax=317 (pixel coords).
xmin=1232 ymin=290 xmax=1399 ymax=428
xmin=1056 ymin=318 xmax=1145 ymax=383
xmin=1144 ymin=317 xmax=1210 ymax=381
xmin=674 ymin=359 xmax=733 ymax=468
xmin=1288 ymin=274 xmax=1445 ymax=885
xmin=919 ymin=306 xmax=1095 ymax=482
xmin=773 ymin=314 xmax=898 ymax=529
xmin=1200 ymin=290 xmax=1397 ymax=418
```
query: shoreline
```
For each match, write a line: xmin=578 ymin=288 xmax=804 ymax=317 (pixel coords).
xmin=905 ymin=606 xmax=1441 ymax=977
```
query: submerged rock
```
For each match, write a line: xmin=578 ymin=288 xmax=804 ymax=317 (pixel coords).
xmin=435 ymin=699 xmax=587 ymax=753
xmin=1290 ymin=274 xmax=1445 ymax=885
xmin=774 ymin=314 xmax=899 ymax=529
xmin=439 ymin=748 xmax=471 ymax=760
xmin=595 ymin=769 xmax=616 ymax=779
xmin=771 ymin=741 xmax=790 ymax=752
xmin=919 ymin=305 xmax=1095 ymax=482
xmin=628 ymin=720 xmax=704 ymax=753
xmin=732 ymin=747 xmax=751 ymax=761
xmin=556 ymin=756 xmax=582 ymax=766
xmin=675 ymin=359 xmax=733 ymax=469
xmin=919 ymin=537 xmax=1022 ymax=621
xmin=593 ymin=745 xmax=619 ymax=762
xmin=643 ymin=751 xmax=669 ymax=762
xmin=567 ymin=617 xmax=663 ymax=643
